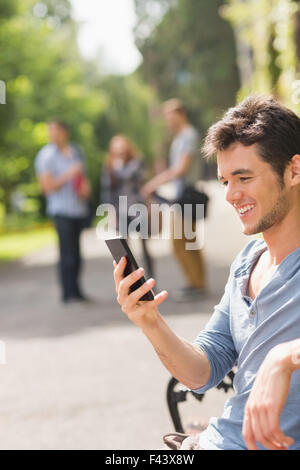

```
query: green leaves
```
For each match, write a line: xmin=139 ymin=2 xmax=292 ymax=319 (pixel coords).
xmin=134 ymin=0 xmax=240 ymax=132
xmin=0 ymin=0 xmax=18 ymax=19
xmin=0 ymin=0 xmax=162 ymax=223
xmin=225 ymin=0 xmax=300 ymax=112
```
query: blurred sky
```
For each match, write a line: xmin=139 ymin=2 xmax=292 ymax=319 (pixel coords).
xmin=70 ymin=0 xmax=143 ymax=75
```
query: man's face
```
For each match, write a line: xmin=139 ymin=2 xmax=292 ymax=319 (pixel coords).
xmin=163 ymin=109 xmax=182 ymax=133
xmin=48 ymin=123 xmax=68 ymax=146
xmin=217 ymin=143 xmax=291 ymax=236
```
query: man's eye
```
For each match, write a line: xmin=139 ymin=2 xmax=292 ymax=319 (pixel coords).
xmin=240 ymin=177 xmax=251 ymax=182
xmin=222 ymin=181 xmax=228 ymax=186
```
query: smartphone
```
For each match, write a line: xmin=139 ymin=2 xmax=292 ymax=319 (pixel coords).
xmin=105 ymin=236 xmax=155 ymax=301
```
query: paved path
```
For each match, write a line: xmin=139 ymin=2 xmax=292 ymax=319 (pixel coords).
xmin=0 ymin=182 xmax=251 ymax=450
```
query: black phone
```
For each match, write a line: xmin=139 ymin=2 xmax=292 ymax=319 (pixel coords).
xmin=105 ymin=236 xmax=154 ymax=301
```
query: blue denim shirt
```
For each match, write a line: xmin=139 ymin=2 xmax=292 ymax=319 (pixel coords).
xmin=194 ymin=239 xmax=300 ymax=450
xmin=35 ymin=143 xmax=88 ymax=218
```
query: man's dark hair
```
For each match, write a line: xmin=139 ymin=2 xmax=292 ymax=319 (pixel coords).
xmin=48 ymin=119 xmax=70 ymax=133
xmin=203 ymin=94 xmax=300 ymax=182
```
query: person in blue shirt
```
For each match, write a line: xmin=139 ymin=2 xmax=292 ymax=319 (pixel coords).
xmin=112 ymin=94 xmax=300 ymax=450
xmin=35 ymin=120 xmax=91 ymax=304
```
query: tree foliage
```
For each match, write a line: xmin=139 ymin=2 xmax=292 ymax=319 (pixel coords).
xmin=0 ymin=0 xmax=160 ymax=221
xmin=94 ymin=73 xmax=162 ymax=164
xmin=223 ymin=0 xmax=300 ymax=113
xmin=134 ymin=0 xmax=240 ymax=133
xmin=0 ymin=0 xmax=100 ymax=213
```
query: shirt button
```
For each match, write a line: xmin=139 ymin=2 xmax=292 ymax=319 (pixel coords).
xmin=250 ymin=310 xmax=255 ymax=317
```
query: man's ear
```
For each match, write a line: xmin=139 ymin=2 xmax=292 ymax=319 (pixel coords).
xmin=289 ymin=154 xmax=300 ymax=187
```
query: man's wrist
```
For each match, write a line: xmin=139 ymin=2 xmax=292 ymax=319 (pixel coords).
xmin=146 ymin=180 xmax=159 ymax=194
xmin=286 ymin=339 xmax=300 ymax=371
xmin=273 ymin=340 xmax=300 ymax=373
xmin=140 ymin=309 xmax=162 ymax=335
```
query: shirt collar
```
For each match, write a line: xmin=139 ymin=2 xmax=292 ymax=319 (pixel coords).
xmin=234 ymin=239 xmax=300 ymax=283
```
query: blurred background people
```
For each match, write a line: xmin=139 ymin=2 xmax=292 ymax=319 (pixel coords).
xmin=35 ymin=120 xmax=91 ymax=304
xmin=101 ymin=134 xmax=154 ymax=279
xmin=142 ymin=99 xmax=206 ymax=301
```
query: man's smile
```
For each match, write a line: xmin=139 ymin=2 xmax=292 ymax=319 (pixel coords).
xmin=234 ymin=203 xmax=256 ymax=219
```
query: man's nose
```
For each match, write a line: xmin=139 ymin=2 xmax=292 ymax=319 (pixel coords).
xmin=225 ymin=184 xmax=243 ymax=206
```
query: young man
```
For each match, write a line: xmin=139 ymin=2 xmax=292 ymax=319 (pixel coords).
xmin=113 ymin=95 xmax=300 ymax=450
xmin=35 ymin=120 xmax=91 ymax=304
xmin=141 ymin=99 xmax=206 ymax=301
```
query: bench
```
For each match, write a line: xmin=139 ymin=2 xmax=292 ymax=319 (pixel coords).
xmin=166 ymin=371 xmax=235 ymax=433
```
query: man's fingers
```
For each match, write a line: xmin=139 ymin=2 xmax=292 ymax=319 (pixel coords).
xmin=113 ymin=257 xmax=127 ymax=292
xmin=112 ymin=258 xmax=168 ymax=326
xmin=255 ymin=407 xmax=287 ymax=450
xmin=122 ymin=277 xmax=156 ymax=308
xmin=251 ymin=406 xmax=284 ymax=450
xmin=244 ymin=406 xmax=289 ymax=450
xmin=113 ymin=259 xmax=168 ymax=307
xmin=154 ymin=290 xmax=169 ymax=306
xmin=267 ymin=410 xmax=294 ymax=449
xmin=242 ymin=409 xmax=258 ymax=450
xmin=122 ymin=282 xmax=169 ymax=313
xmin=117 ymin=267 xmax=146 ymax=304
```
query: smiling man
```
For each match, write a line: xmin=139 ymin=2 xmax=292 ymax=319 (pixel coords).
xmin=113 ymin=95 xmax=300 ymax=450
xmin=217 ymin=140 xmax=293 ymax=238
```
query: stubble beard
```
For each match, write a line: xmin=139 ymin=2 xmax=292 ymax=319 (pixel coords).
xmin=243 ymin=187 xmax=290 ymax=236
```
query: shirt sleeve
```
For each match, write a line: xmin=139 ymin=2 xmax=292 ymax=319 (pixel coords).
xmin=180 ymin=129 xmax=198 ymax=156
xmin=72 ymin=144 xmax=87 ymax=173
xmin=192 ymin=270 xmax=238 ymax=393
xmin=100 ymin=166 xmax=112 ymax=203
xmin=35 ymin=147 xmax=53 ymax=176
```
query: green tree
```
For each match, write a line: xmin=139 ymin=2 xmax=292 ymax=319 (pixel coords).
xmin=0 ymin=0 xmax=105 ymax=215
xmin=134 ymin=0 xmax=240 ymax=133
xmin=223 ymin=0 xmax=300 ymax=113
xmin=94 ymin=73 xmax=162 ymax=164
xmin=0 ymin=0 xmax=164 ymax=222
xmin=0 ymin=0 xmax=18 ymax=18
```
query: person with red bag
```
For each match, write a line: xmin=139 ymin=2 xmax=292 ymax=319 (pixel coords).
xmin=35 ymin=120 xmax=91 ymax=304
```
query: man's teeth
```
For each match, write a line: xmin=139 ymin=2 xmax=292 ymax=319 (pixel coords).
xmin=238 ymin=204 xmax=255 ymax=215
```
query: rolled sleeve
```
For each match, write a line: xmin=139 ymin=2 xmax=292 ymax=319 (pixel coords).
xmin=192 ymin=278 xmax=238 ymax=394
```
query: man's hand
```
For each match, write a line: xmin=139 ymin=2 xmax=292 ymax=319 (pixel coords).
xmin=76 ymin=177 xmax=91 ymax=200
xmin=141 ymin=153 xmax=192 ymax=199
xmin=141 ymin=182 xmax=157 ymax=199
xmin=242 ymin=344 xmax=295 ymax=450
xmin=113 ymin=257 xmax=168 ymax=329
xmin=67 ymin=162 xmax=83 ymax=179
xmin=38 ymin=162 xmax=84 ymax=194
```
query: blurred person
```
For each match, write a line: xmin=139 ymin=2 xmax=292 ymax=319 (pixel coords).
xmin=113 ymin=95 xmax=300 ymax=450
xmin=101 ymin=135 xmax=154 ymax=279
xmin=141 ymin=99 xmax=206 ymax=302
xmin=35 ymin=120 xmax=91 ymax=304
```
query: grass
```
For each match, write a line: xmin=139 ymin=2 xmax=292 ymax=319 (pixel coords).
xmin=0 ymin=227 xmax=56 ymax=263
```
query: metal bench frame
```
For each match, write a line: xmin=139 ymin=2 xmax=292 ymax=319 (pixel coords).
xmin=166 ymin=371 xmax=235 ymax=433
